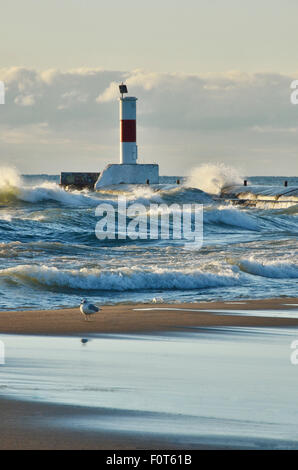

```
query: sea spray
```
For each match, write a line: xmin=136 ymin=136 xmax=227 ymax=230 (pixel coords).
xmin=0 ymin=167 xmax=21 ymax=189
xmin=187 ymin=163 xmax=243 ymax=195
xmin=0 ymin=167 xmax=22 ymax=203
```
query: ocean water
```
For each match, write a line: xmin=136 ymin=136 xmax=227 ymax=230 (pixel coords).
xmin=0 ymin=168 xmax=297 ymax=310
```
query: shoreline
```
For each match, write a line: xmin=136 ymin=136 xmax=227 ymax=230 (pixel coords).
xmin=0 ymin=297 xmax=298 ymax=336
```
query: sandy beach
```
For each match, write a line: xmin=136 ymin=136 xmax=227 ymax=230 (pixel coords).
xmin=1 ymin=297 xmax=298 ymax=336
xmin=1 ymin=298 xmax=298 ymax=450
xmin=0 ymin=397 xmax=223 ymax=450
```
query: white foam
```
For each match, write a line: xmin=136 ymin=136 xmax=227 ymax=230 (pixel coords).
xmin=200 ymin=309 xmax=298 ymax=319
xmin=0 ymin=167 xmax=21 ymax=189
xmin=238 ymin=257 xmax=298 ymax=279
xmin=0 ymin=167 xmax=22 ymax=203
xmin=0 ymin=212 xmax=12 ymax=222
xmin=0 ymin=264 xmax=241 ymax=291
xmin=187 ymin=163 xmax=243 ymax=195
xmin=18 ymin=182 xmax=101 ymax=206
xmin=126 ymin=186 xmax=163 ymax=204
xmin=204 ymin=206 xmax=259 ymax=231
xmin=0 ymin=167 xmax=107 ymax=206
xmin=134 ymin=307 xmax=207 ymax=312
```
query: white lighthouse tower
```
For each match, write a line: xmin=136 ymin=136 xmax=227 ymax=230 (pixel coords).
xmin=95 ymin=84 xmax=159 ymax=189
xmin=120 ymin=95 xmax=138 ymax=164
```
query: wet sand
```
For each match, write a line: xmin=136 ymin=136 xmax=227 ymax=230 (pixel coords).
xmin=0 ymin=397 xmax=220 ymax=450
xmin=1 ymin=297 xmax=298 ymax=450
xmin=0 ymin=298 xmax=298 ymax=336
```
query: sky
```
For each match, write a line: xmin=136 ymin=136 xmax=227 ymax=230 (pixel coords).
xmin=0 ymin=0 xmax=298 ymax=176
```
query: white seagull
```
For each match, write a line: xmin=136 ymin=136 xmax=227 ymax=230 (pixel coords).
xmin=80 ymin=299 xmax=100 ymax=321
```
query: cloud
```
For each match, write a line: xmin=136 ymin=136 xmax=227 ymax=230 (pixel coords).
xmin=14 ymin=94 xmax=36 ymax=106
xmin=0 ymin=67 xmax=297 ymax=130
xmin=0 ymin=122 xmax=52 ymax=145
xmin=96 ymin=81 xmax=119 ymax=103
xmin=0 ymin=67 xmax=297 ymax=175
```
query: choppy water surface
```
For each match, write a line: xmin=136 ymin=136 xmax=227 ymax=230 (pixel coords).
xmin=0 ymin=171 xmax=297 ymax=310
xmin=1 ymin=328 xmax=298 ymax=449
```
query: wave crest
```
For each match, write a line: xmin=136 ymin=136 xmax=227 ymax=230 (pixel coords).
xmin=0 ymin=264 xmax=241 ymax=291
xmin=0 ymin=167 xmax=103 ymax=206
xmin=204 ymin=206 xmax=259 ymax=231
xmin=237 ymin=257 xmax=298 ymax=278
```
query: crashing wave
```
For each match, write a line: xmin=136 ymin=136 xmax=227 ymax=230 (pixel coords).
xmin=237 ymin=257 xmax=298 ymax=279
xmin=187 ymin=163 xmax=243 ymax=195
xmin=204 ymin=206 xmax=259 ymax=231
xmin=0 ymin=264 xmax=242 ymax=291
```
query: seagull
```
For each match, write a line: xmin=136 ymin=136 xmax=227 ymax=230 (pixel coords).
xmin=152 ymin=297 xmax=163 ymax=304
xmin=80 ymin=299 xmax=100 ymax=321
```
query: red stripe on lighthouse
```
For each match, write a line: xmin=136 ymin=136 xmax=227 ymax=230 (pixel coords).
xmin=121 ymin=120 xmax=136 ymax=142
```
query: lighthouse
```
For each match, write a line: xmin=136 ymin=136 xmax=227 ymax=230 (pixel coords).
xmin=94 ymin=84 xmax=159 ymax=189
xmin=120 ymin=96 xmax=138 ymax=164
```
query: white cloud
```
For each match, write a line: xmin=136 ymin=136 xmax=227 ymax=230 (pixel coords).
xmin=14 ymin=94 xmax=36 ymax=106
xmin=0 ymin=67 xmax=297 ymax=175
xmin=96 ymin=81 xmax=119 ymax=103
xmin=0 ymin=122 xmax=50 ymax=144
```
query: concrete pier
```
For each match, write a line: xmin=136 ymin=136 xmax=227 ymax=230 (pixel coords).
xmin=60 ymin=172 xmax=100 ymax=190
xmin=95 ymin=164 xmax=159 ymax=188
